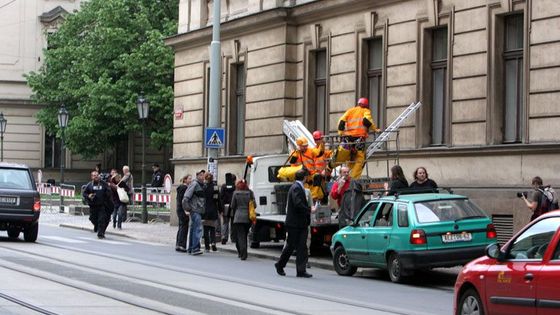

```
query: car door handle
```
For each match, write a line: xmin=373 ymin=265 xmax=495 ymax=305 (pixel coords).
xmin=384 ymin=235 xmax=388 ymax=239
xmin=524 ymin=273 xmax=534 ymax=281
xmin=361 ymin=235 xmax=366 ymax=239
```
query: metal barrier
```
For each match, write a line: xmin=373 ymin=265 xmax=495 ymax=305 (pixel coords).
xmin=37 ymin=183 xmax=76 ymax=213
xmin=127 ymin=187 xmax=171 ymax=223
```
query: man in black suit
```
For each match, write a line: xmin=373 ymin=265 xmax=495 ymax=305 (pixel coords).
xmin=275 ymin=169 xmax=312 ymax=278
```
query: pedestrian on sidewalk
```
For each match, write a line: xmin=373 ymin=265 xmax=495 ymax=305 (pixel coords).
xmin=108 ymin=172 xmax=127 ymax=229
xmin=219 ymin=173 xmax=236 ymax=244
xmin=275 ymin=169 xmax=312 ymax=278
xmin=121 ymin=165 xmax=134 ymax=220
xmin=202 ymin=173 xmax=219 ymax=252
xmin=83 ymin=170 xmax=113 ymax=239
xmin=183 ymin=170 xmax=206 ymax=255
xmin=175 ymin=174 xmax=192 ymax=252
xmin=230 ymin=179 xmax=255 ymax=260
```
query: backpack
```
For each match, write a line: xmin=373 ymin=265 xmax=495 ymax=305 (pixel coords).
xmin=539 ymin=186 xmax=559 ymax=213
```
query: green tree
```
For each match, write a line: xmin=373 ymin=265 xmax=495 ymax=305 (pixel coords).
xmin=27 ymin=0 xmax=178 ymax=158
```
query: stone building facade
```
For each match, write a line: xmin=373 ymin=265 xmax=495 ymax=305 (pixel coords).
xmin=168 ymin=0 xmax=560 ymax=234
xmin=0 ymin=0 xmax=170 ymax=183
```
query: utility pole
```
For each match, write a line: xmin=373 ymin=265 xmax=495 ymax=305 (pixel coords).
xmin=208 ymin=0 xmax=221 ymax=168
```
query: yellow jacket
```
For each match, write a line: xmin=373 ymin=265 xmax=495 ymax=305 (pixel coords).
xmin=338 ymin=106 xmax=376 ymax=137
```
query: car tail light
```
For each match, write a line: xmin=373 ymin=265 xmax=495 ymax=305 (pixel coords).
xmin=486 ymin=224 xmax=497 ymax=239
xmin=33 ymin=197 xmax=41 ymax=212
xmin=275 ymin=223 xmax=282 ymax=230
xmin=410 ymin=229 xmax=427 ymax=245
xmin=312 ymin=227 xmax=318 ymax=234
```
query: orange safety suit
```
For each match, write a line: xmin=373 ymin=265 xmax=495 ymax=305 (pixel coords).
xmin=338 ymin=106 xmax=376 ymax=138
xmin=290 ymin=148 xmax=320 ymax=175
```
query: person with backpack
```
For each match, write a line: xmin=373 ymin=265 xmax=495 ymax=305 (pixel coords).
xmin=521 ymin=176 xmax=559 ymax=221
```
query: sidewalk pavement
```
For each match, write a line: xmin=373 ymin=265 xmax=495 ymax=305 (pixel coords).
xmin=39 ymin=210 xmax=334 ymax=271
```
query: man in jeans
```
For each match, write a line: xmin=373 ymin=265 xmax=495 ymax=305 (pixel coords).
xmin=183 ymin=170 xmax=206 ymax=255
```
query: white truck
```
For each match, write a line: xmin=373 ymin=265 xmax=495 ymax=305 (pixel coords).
xmin=246 ymin=154 xmax=339 ymax=255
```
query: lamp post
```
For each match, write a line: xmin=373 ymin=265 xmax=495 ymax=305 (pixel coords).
xmin=58 ymin=105 xmax=69 ymax=213
xmin=0 ymin=113 xmax=7 ymax=162
xmin=137 ymin=93 xmax=149 ymax=224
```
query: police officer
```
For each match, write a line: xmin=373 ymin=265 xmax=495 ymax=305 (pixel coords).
xmin=83 ymin=170 xmax=113 ymax=239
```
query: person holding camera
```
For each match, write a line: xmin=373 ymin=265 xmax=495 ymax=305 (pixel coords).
xmin=520 ymin=176 xmax=550 ymax=221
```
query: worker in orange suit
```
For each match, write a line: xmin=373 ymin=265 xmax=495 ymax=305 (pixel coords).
xmin=335 ymin=97 xmax=379 ymax=178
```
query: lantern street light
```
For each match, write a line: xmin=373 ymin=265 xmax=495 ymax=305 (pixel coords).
xmin=58 ymin=105 xmax=69 ymax=213
xmin=137 ymin=93 xmax=149 ymax=224
xmin=0 ymin=113 xmax=7 ymax=162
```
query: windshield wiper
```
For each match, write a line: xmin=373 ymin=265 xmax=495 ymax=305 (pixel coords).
xmin=455 ymin=215 xmax=486 ymax=222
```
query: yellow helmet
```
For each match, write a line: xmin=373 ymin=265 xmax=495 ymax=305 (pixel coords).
xmin=296 ymin=137 xmax=308 ymax=146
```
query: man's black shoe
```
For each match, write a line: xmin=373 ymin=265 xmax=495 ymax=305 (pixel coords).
xmin=97 ymin=234 xmax=105 ymax=239
xmin=175 ymin=246 xmax=187 ymax=253
xmin=274 ymin=263 xmax=286 ymax=276
xmin=297 ymin=272 xmax=313 ymax=278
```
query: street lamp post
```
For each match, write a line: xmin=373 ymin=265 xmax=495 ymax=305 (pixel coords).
xmin=0 ymin=113 xmax=7 ymax=162
xmin=58 ymin=105 xmax=69 ymax=213
xmin=137 ymin=93 xmax=149 ymax=224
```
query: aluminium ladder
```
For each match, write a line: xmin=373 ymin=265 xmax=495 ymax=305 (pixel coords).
xmin=282 ymin=120 xmax=317 ymax=151
xmin=366 ymin=101 xmax=422 ymax=159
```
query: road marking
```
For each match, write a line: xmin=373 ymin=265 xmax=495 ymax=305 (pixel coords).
xmin=41 ymin=236 xmax=87 ymax=244
xmin=77 ymin=237 xmax=130 ymax=245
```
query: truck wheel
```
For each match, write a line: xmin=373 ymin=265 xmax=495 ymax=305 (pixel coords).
xmin=23 ymin=223 xmax=38 ymax=242
xmin=250 ymin=242 xmax=260 ymax=249
xmin=7 ymin=228 xmax=20 ymax=239
xmin=310 ymin=239 xmax=322 ymax=257
xmin=333 ymin=246 xmax=357 ymax=276
xmin=387 ymin=252 xmax=407 ymax=283
xmin=456 ymin=288 xmax=485 ymax=315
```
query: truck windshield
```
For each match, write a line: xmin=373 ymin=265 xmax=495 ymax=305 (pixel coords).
xmin=414 ymin=199 xmax=487 ymax=223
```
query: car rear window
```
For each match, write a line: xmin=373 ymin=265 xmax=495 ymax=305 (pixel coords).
xmin=414 ymin=199 xmax=487 ymax=223
xmin=0 ymin=168 xmax=33 ymax=190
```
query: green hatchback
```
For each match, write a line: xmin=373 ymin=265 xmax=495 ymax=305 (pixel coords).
xmin=330 ymin=193 xmax=497 ymax=283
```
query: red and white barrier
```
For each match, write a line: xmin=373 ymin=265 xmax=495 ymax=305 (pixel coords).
xmin=134 ymin=193 xmax=171 ymax=204
xmin=37 ymin=184 xmax=75 ymax=197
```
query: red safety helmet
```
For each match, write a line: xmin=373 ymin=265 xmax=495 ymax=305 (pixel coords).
xmin=312 ymin=130 xmax=322 ymax=141
xmin=358 ymin=97 xmax=369 ymax=108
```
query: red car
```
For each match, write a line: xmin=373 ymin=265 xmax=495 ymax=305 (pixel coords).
xmin=454 ymin=210 xmax=560 ymax=315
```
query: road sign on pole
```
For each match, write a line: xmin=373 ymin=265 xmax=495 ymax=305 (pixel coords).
xmin=205 ymin=128 xmax=225 ymax=149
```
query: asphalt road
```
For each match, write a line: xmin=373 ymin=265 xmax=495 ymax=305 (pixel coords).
xmin=0 ymin=224 xmax=457 ymax=314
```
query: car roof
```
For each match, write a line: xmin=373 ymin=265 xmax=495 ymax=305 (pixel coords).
xmin=374 ymin=193 xmax=468 ymax=203
xmin=0 ymin=162 xmax=30 ymax=169
xmin=538 ymin=209 xmax=560 ymax=219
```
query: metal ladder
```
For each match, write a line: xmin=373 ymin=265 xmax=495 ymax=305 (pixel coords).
xmin=282 ymin=120 xmax=317 ymax=151
xmin=366 ymin=101 xmax=422 ymax=159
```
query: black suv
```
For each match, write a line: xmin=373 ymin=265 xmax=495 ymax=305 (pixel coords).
xmin=0 ymin=163 xmax=40 ymax=242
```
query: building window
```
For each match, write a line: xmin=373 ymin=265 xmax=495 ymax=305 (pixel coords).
xmin=430 ymin=27 xmax=448 ymax=146
xmin=503 ymin=14 xmax=524 ymax=143
xmin=228 ymin=63 xmax=245 ymax=155
xmin=366 ymin=38 xmax=383 ymax=128
xmin=44 ymin=133 xmax=61 ymax=168
xmin=308 ymin=49 xmax=327 ymax=133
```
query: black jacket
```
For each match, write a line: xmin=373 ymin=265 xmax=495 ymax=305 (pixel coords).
xmin=220 ymin=183 xmax=236 ymax=216
xmin=285 ymin=182 xmax=311 ymax=229
xmin=388 ymin=178 xmax=408 ymax=195
xmin=202 ymin=182 xmax=219 ymax=220
xmin=176 ymin=184 xmax=188 ymax=213
xmin=152 ymin=170 xmax=163 ymax=187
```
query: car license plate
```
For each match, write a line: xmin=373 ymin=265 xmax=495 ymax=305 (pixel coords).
xmin=442 ymin=232 xmax=472 ymax=243
xmin=0 ymin=196 xmax=17 ymax=205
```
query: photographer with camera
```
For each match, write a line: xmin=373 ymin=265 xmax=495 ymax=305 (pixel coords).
xmin=519 ymin=176 xmax=557 ymax=221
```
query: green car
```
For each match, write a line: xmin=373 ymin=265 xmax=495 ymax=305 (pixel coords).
xmin=330 ymin=193 xmax=497 ymax=283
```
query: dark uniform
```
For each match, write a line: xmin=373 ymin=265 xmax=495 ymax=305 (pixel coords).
xmin=83 ymin=180 xmax=113 ymax=238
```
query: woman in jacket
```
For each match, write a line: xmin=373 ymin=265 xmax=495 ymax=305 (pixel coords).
xmin=386 ymin=165 xmax=408 ymax=195
xmin=202 ymin=173 xmax=219 ymax=252
xmin=175 ymin=174 xmax=192 ymax=252
xmin=229 ymin=180 xmax=255 ymax=260
xmin=108 ymin=173 xmax=128 ymax=229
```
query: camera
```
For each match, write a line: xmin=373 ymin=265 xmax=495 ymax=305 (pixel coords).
xmin=517 ymin=191 xmax=528 ymax=198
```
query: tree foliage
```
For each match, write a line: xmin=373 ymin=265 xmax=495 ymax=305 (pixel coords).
xmin=27 ymin=0 xmax=178 ymax=158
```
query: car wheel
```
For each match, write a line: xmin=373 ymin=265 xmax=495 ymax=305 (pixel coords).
xmin=388 ymin=252 xmax=406 ymax=283
xmin=7 ymin=228 xmax=20 ymax=239
xmin=333 ymin=246 xmax=357 ymax=276
xmin=23 ymin=222 xmax=38 ymax=242
xmin=457 ymin=288 xmax=485 ymax=315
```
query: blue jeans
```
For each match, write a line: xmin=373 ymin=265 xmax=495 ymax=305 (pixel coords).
xmin=187 ymin=212 xmax=202 ymax=253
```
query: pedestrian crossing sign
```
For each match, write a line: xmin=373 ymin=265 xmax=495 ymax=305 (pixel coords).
xmin=205 ymin=128 xmax=225 ymax=148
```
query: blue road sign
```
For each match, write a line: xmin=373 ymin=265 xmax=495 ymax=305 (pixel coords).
xmin=205 ymin=128 xmax=225 ymax=148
